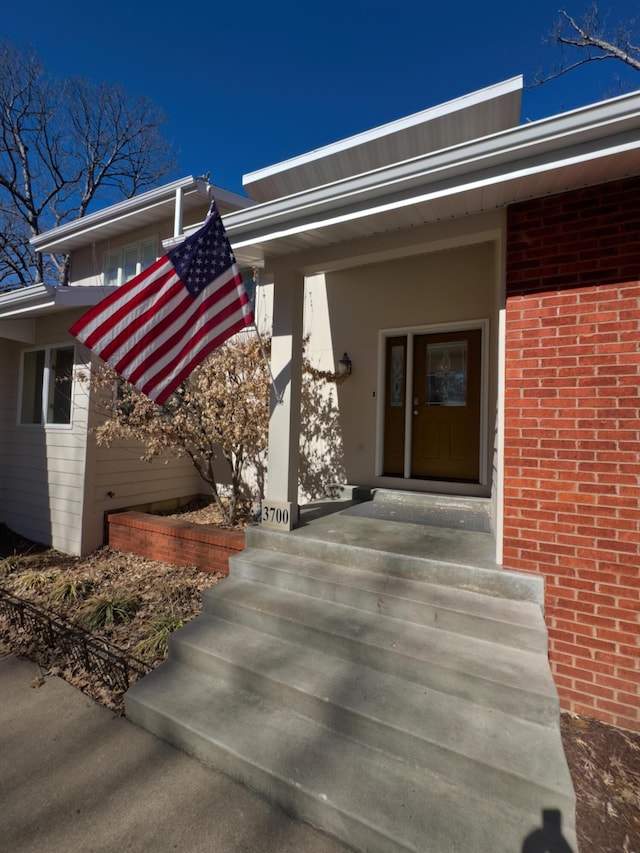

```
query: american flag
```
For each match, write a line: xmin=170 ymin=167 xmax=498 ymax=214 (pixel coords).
xmin=69 ymin=201 xmax=254 ymax=404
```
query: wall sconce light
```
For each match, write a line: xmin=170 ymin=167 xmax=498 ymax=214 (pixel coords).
xmin=337 ymin=352 xmax=352 ymax=377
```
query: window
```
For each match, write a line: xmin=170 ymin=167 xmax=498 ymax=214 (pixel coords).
xmin=104 ymin=238 xmax=157 ymax=287
xmin=20 ymin=345 xmax=75 ymax=426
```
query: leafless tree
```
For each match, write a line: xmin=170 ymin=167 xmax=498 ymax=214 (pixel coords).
xmin=91 ymin=334 xmax=346 ymax=525
xmin=0 ymin=41 xmax=176 ymax=289
xmin=533 ymin=5 xmax=640 ymax=87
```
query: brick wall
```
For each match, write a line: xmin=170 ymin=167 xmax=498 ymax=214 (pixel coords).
xmin=504 ymin=178 xmax=640 ymax=732
xmin=107 ymin=511 xmax=245 ymax=576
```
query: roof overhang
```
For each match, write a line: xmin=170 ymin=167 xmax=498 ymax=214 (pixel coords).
xmin=243 ymin=76 xmax=524 ymax=202
xmin=30 ymin=177 xmax=253 ymax=255
xmin=227 ymin=86 xmax=640 ymax=268
xmin=0 ymin=284 xmax=116 ymax=324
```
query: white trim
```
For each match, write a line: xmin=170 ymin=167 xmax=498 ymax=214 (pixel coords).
xmin=226 ymin=86 xmax=640 ymax=251
xmin=403 ymin=334 xmax=414 ymax=478
xmin=376 ymin=319 xmax=490 ymax=489
xmin=0 ymin=300 xmax=56 ymax=318
xmin=29 ymin=179 xmax=253 ymax=255
xmin=495 ymin=306 xmax=506 ymax=564
xmin=229 ymin=137 xmax=640 ymax=252
xmin=30 ymin=177 xmax=206 ymax=251
xmin=17 ymin=342 xmax=76 ymax=429
xmin=243 ymin=77 xmax=523 ymax=187
xmin=103 ymin=237 xmax=158 ymax=288
xmin=0 ymin=285 xmax=118 ymax=322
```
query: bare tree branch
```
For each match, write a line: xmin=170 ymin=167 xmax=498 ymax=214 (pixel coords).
xmin=531 ymin=4 xmax=640 ymax=88
xmin=0 ymin=40 xmax=177 ymax=290
xmin=557 ymin=8 xmax=640 ymax=70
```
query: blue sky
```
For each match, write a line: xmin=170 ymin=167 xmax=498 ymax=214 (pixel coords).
xmin=3 ymin=1 xmax=640 ymax=196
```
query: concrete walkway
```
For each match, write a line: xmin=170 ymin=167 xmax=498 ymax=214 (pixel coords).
xmin=0 ymin=653 xmax=351 ymax=853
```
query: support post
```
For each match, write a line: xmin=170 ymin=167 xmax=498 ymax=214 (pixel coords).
xmin=261 ymin=268 xmax=304 ymax=531
xmin=173 ymin=186 xmax=184 ymax=238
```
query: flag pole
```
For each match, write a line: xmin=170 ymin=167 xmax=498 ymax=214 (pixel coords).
xmin=253 ymin=321 xmax=284 ymax=405
xmin=205 ymin=182 xmax=284 ymax=404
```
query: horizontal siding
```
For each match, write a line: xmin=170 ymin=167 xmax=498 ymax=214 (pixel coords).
xmin=70 ymin=218 xmax=177 ymax=288
xmin=3 ymin=310 xmax=230 ymax=556
xmin=83 ymin=386 xmax=203 ymax=552
xmin=92 ymin=442 xmax=203 ymax=509
xmin=0 ymin=318 xmax=89 ymax=554
xmin=0 ymin=341 xmax=13 ymax=521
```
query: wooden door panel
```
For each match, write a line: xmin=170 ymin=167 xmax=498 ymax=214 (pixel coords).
xmin=411 ymin=329 xmax=481 ymax=481
xmin=450 ymin=419 xmax=468 ymax=460
xmin=383 ymin=328 xmax=482 ymax=481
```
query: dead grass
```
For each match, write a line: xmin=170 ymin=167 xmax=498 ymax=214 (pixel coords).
xmin=0 ymin=523 xmax=223 ymax=709
xmin=561 ymin=712 xmax=640 ymax=853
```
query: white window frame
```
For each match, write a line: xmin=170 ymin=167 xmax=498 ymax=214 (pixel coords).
xmin=18 ymin=344 xmax=76 ymax=428
xmin=104 ymin=238 xmax=157 ymax=287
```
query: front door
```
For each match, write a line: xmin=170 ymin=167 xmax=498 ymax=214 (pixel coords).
xmin=383 ymin=328 xmax=482 ymax=482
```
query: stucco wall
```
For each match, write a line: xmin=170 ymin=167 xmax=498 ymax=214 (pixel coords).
xmin=315 ymin=239 xmax=499 ymax=493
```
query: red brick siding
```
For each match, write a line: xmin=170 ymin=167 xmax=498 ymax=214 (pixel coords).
xmin=107 ymin=511 xmax=245 ymax=576
xmin=505 ymin=179 xmax=640 ymax=732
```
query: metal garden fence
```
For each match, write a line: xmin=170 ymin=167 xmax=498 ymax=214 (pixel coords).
xmin=0 ymin=588 xmax=148 ymax=694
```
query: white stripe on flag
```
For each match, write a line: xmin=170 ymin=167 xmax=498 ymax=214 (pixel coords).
xmin=142 ymin=298 xmax=253 ymax=400
xmin=115 ymin=264 xmax=240 ymax=381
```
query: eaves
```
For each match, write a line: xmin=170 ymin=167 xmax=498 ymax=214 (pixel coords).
xmin=224 ymin=90 xmax=640 ymax=260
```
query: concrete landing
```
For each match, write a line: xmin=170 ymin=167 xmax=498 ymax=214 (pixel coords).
xmin=258 ymin=492 xmax=542 ymax=604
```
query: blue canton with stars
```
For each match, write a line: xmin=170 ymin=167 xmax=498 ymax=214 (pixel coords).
xmin=168 ymin=203 xmax=236 ymax=298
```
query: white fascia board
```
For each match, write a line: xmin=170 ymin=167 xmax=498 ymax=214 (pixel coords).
xmin=31 ymin=180 xmax=253 ymax=255
xmin=210 ymin=185 xmax=256 ymax=210
xmin=234 ymin=136 xmax=640 ymax=251
xmin=0 ymin=284 xmax=56 ymax=317
xmin=225 ymin=88 xmax=640 ymax=247
xmin=0 ymin=284 xmax=114 ymax=319
xmin=243 ymin=76 xmax=523 ymax=186
xmin=30 ymin=176 xmax=213 ymax=253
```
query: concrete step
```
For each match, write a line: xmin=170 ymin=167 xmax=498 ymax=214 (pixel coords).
xmin=167 ymin=612 xmax=575 ymax=816
xmin=126 ymin=660 xmax=575 ymax=853
xmin=232 ymin=546 xmax=548 ymax=652
xmin=348 ymin=490 xmax=493 ymax=534
xmin=246 ymin=524 xmax=544 ymax=604
xmin=201 ymin=577 xmax=558 ymax=725
xmin=125 ymin=513 xmax=576 ymax=853
xmin=370 ymin=489 xmax=491 ymax=511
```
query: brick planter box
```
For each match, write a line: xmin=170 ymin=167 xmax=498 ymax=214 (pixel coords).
xmin=106 ymin=511 xmax=245 ymax=576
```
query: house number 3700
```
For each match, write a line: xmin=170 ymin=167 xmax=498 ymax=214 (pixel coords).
xmin=262 ymin=505 xmax=290 ymax=526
